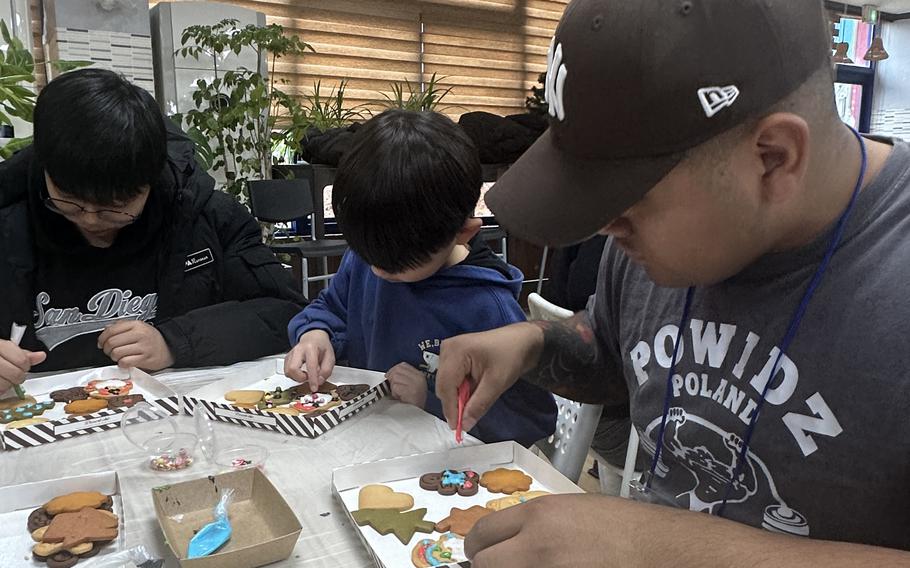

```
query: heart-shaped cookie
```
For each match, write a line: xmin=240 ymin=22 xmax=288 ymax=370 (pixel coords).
xmin=358 ymin=484 xmax=414 ymax=511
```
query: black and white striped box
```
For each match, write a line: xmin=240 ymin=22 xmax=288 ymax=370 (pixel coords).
xmin=1 ymin=367 xmax=180 ymax=451
xmin=332 ymin=441 xmax=585 ymax=568
xmin=182 ymin=358 xmax=390 ymax=439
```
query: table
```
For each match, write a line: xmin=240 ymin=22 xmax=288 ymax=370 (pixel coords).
xmin=0 ymin=360 xmax=479 ymax=567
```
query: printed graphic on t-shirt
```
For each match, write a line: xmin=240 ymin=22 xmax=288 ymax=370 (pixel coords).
xmin=629 ymin=318 xmax=844 ymax=538
xmin=33 ymin=288 xmax=158 ymax=351
xmin=418 ymin=338 xmax=442 ymax=380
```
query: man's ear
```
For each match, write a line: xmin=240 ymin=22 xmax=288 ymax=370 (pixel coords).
xmin=752 ymin=113 xmax=811 ymax=206
xmin=456 ymin=217 xmax=483 ymax=245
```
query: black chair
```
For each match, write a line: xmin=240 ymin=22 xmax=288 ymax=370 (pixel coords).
xmin=248 ymin=178 xmax=348 ymax=299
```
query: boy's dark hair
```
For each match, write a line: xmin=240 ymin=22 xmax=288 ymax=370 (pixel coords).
xmin=333 ymin=110 xmax=481 ymax=273
xmin=33 ymin=68 xmax=167 ymax=205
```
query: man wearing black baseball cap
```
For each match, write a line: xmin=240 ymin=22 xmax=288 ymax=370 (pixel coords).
xmin=436 ymin=0 xmax=910 ymax=565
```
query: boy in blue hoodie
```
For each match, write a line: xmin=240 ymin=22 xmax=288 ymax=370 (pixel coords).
xmin=285 ymin=110 xmax=556 ymax=446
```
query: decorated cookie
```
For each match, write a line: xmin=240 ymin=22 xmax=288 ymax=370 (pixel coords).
xmin=412 ymin=532 xmax=466 ymax=567
xmin=85 ymin=379 xmax=133 ymax=398
xmin=225 ymin=390 xmax=265 ymax=408
xmin=335 ymin=384 xmax=371 ymax=401
xmin=292 ymin=392 xmax=340 ymax=413
xmin=28 ymin=508 xmax=53 ymax=532
xmin=44 ymin=550 xmax=78 ymax=568
xmin=0 ymin=394 xmax=36 ymax=411
xmin=50 ymin=388 xmax=89 ymax=403
xmin=0 ymin=401 xmax=55 ymax=424
xmin=485 ymin=490 xmax=551 ymax=511
xmin=435 ymin=505 xmax=492 ymax=537
xmin=358 ymin=485 xmax=414 ymax=511
xmin=286 ymin=381 xmax=338 ymax=399
xmin=105 ymin=394 xmax=146 ymax=409
xmin=351 ymin=508 xmax=436 ymax=545
xmin=42 ymin=507 xmax=119 ymax=548
xmin=44 ymin=492 xmax=109 ymax=515
xmin=419 ymin=469 xmax=479 ymax=496
xmin=7 ymin=417 xmax=50 ymax=429
xmin=256 ymin=387 xmax=293 ymax=409
xmin=64 ymin=399 xmax=108 ymax=415
xmin=479 ymin=468 xmax=532 ymax=494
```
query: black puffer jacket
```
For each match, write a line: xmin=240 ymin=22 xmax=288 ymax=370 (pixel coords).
xmin=0 ymin=121 xmax=305 ymax=370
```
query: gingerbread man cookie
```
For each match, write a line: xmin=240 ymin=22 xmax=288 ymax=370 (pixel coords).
xmin=435 ymin=505 xmax=492 ymax=536
xmin=104 ymin=394 xmax=146 ymax=409
xmin=335 ymin=384 xmax=371 ymax=401
xmin=479 ymin=468 xmax=532 ymax=494
xmin=419 ymin=469 xmax=479 ymax=496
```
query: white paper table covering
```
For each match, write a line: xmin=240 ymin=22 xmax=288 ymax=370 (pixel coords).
xmin=0 ymin=360 xmax=480 ymax=567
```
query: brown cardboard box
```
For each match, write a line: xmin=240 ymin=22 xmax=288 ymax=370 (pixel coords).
xmin=152 ymin=468 xmax=302 ymax=568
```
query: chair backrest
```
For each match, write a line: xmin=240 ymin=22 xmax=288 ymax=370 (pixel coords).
xmin=528 ymin=293 xmax=604 ymax=483
xmin=248 ymin=178 xmax=315 ymax=224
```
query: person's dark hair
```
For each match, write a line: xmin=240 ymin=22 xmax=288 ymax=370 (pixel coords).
xmin=333 ymin=109 xmax=482 ymax=273
xmin=33 ymin=68 xmax=167 ymax=205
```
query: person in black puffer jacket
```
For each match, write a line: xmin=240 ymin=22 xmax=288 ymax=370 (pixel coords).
xmin=0 ymin=69 xmax=305 ymax=394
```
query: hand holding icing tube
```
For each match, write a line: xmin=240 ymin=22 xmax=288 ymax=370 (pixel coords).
xmin=3 ymin=324 xmax=45 ymax=400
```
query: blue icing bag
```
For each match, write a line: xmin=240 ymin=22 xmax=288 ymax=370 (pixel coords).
xmin=187 ymin=488 xmax=234 ymax=559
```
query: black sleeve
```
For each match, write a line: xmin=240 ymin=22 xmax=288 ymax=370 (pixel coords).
xmin=157 ymin=200 xmax=306 ymax=368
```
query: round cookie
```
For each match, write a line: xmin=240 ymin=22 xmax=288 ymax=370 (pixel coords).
xmin=28 ymin=507 xmax=52 ymax=532
xmin=479 ymin=468 xmax=532 ymax=494
xmin=46 ymin=551 xmax=79 ymax=568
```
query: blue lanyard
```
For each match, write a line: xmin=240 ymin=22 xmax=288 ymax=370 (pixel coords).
xmin=641 ymin=127 xmax=869 ymax=517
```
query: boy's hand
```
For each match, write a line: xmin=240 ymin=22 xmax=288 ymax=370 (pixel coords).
xmin=386 ymin=363 xmax=428 ymax=409
xmin=285 ymin=330 xmax=335 ymax=392
xmin=0 ymin=339 xmax=45 ymax=395
xmin=98 ymin=321 xmax=175 ymax=371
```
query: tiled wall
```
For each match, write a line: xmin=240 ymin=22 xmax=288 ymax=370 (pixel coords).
xmin=50 ymin=28 xmax=155 ymax=94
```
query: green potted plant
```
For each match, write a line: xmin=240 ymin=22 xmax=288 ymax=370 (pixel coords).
xmin=174 ymin=18 xmax=313 ymax=198
xmin=0 ymin=19 xmax=89 ymax=159
xmin=380 ymin=72 xmax=454 ymax=112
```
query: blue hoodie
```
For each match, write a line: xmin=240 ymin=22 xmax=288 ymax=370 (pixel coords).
xmin=287 ymin=237 xmax=557 ymax=446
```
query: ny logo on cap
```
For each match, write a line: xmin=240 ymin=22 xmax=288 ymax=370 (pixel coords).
xmin=546 ymin=37 xmax=568 ymax=121
xmin=697 ymin=85 xmax=740 ymax=118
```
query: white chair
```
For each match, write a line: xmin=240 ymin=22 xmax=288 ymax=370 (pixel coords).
xmin=529 ymin=293 xmax=603 ymax=484
xmin=528 ymin=292 xmax=641 ymax=496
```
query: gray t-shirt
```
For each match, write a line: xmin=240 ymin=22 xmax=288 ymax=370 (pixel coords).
xmin=589 ymin=137 xmax=910 ymax=550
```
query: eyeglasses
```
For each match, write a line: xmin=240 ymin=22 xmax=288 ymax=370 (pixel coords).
xmin=42 ymin=194 xmax=140 ymax=225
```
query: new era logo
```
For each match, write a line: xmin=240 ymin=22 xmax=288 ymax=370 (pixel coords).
xmin=546 ymin=37 xmax=568 ymax=121
xmin=698 ymin=85 xmax=740 ymax=118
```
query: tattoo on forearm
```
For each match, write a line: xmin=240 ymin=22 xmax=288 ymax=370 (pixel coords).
xmin=525 ymin=312 xmax=613 ymax=403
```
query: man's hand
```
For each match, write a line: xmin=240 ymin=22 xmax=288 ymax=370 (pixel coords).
xmin=98 ymin=321 xmax=175 ymax=371
xmin=0 ymin=339 xmax=46 ymax=395
xmin=386 ymin=363 xmax=428 ymax=408
xmin=436 ymin=323 xmax=544 ymax=432
xmin=284 ymin=329 xmax=335 ymax=392
xmin=467 ymin=493 xmax=910 ymax=568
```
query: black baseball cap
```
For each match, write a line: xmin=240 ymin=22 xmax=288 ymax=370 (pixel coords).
xmin=487 ymin=0 xmax=831 ymax=246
